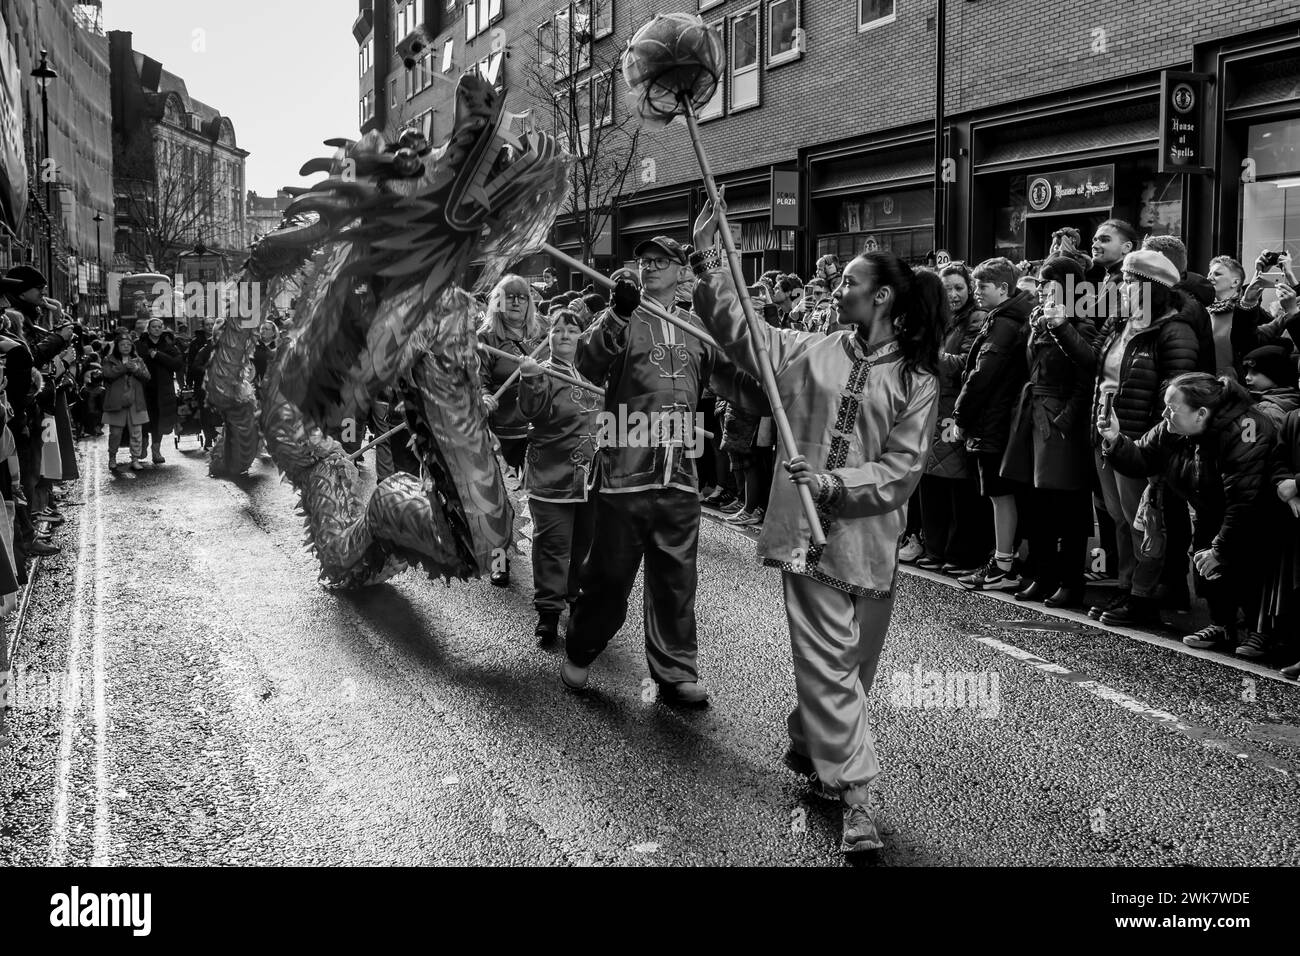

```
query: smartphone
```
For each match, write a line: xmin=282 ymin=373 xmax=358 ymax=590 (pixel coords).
xmin=1100 ymin=390 xmax=1115 ymax=423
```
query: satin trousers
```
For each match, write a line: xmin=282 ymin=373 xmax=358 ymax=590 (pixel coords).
xmin=565 ymin=488 xmax=701 ymax=685
xmin=784 ymin=571 xmax=895 ymax=800
xmin=529 ymin=497 xmax=595 ymax=614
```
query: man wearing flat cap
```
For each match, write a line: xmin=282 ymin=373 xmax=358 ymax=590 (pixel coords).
xmin=561 ymin=235 xmax=757 ymax=705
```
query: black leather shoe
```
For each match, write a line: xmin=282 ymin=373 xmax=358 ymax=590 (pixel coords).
xmin=490 ymin=561 xmax=510 ymax=587
xmin=1044 ymin=585 xmax=1086 ymax=609
xmin=1013 ymin=579 xmax=1056 ymax=602
xmin=1281 ymin=661 xmax=1300 ymax=680
xmin=534 ymin=612 xmax=560 ymax=646
xmin=1088 ymin=590 xmax=1129 ymax=620
xmin=1101 ymin=595 xmax=1162 ymax=627
xmin=659 ymin=681 xmax=709 ymax=707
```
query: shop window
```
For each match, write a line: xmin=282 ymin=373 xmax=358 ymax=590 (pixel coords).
xmin=859 ymin=0 xmax=895 ymax=32
xmin=731 ymin=7 xmax=759 ymax=112
xmin=767 ymin=0 xmax=799 ymax=67
xmin=697 ymin=19 xmax=725 ymax=121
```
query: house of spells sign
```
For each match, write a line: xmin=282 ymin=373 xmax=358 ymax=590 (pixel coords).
xmin=1159 ymin=71 xmax=1213 ymax=175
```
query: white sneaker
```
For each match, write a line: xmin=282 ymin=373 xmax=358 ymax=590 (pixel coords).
xmin=725 ymin=509 xmax=753 ymax=524
xmin=736 ymin=507 xmax=765 ymax=526
xmin=898 ymin=534 xmax=924 ymax=563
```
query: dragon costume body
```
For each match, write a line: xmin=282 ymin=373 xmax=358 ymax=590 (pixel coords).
xmin=205 ymin=73 xmax=570 ymax=588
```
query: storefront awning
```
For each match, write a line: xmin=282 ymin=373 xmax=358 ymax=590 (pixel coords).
xmin=811 ymin=155 xmax=933 ymax=198
xmin=1226 ymin=54 xmax=1300 ymax=113
xmin=721 ymin=193 xmax=770 ymax=219
xmin=620 ymin=204 xmax=688 ymax=233
xmin=975 ymin=114 xmax=1158 ymax=173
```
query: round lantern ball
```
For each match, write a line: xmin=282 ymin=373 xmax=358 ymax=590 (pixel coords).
xmin=621 ymin=12 xmax=725 ymax=120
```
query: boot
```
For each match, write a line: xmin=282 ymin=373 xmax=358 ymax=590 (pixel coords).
xmin=1043 ymin=585 xmax=1086 ymax=609
xmin=534 ymin=611 xmax=560 ymax=647
xmin=1013 ymin=579 xmax=1056 ymax=602
xmin=1100 ymin=594 xmax=1162 ymax=628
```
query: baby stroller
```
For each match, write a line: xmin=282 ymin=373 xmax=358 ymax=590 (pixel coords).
xmin=174 ymin=388 xmax=205 ymax=449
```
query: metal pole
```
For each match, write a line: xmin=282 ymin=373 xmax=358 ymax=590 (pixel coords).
xmin=40 ymin=80 xmax=53 ymax=286
xmin=681 ymin=101 xmax=826 ymax=546
xmin=933 ymin=0 xmax=946 ymax=255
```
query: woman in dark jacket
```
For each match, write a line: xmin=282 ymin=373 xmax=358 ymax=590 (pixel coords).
xmin=1002 ymin=257 xmax=1098 ymax=608
xmin=1048 ymin=250 xmax=1199 ymax=626
xmin=917 ymin=262 xmax=990 ymax=572
xmin=101 ymin=335 xmax=152 ymax=471
xmin=1099 ymin=373 xmax=1275 ymax=653
xmin=137 ymin=318 xmax=184 ymax=464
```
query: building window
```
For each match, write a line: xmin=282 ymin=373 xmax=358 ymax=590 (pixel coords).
xmin=767 ymin=0 xmax=799 ymax=66
xmin=592 ymin=70 xmax=614 ymax=128
xmin=538 ymin=20 xmax=556 ymax=74
xmin=390 ymin=77 xmax=399 ymax=108
xmin=731 ymin=7 xmax=759 ymax=111
xmin=466 ymin=0 xmax=503 ymax=40
xmin=476 ymin=50 xmax=505 ymax=89
xmin=575 ymin=81 xmax=592 ymax=153
xmin=554 ymin=7 xmax=572 ymax=78
xmin=697 ymin=19 xmax=725 ymax=121
xmin=859 ymin=0 xmax=895 ymax=32
xmin=699 ymin=0 xmax=724 ymax=11
xmin=442 ymin=39 xmax=455 ymax=71
xmin=358 ymin=37 xmax=373 ymax=76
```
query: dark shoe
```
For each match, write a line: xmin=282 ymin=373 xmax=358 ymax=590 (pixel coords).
xmin=960 ymin=555 xmax=1021 ymax=592
xmin=1100 ymin=595 xmax=1162 ymax=627
xmin=1088 ymin=590 xmax=1129 ymax=620
xmin=841 ymin=803 xmax=884 ymax=853
xmin=535 ymin=612 xmax=560 ymax=647
xmin=1155 ymin=579 xmax=1191 ymax=612
xmin=27 ymin=540 xmax=59 ymax=556
xmin=1043 ymin=585 xmax=1086 ymax=609
xmin=1013 ymin=579 xmax=1056 ymax=602
xmin=1281 ymin=661 xmax=1300 ymax=679
xmin=490 ymin=562 xmax=510 ymax=587
xmin=560 ymin=659 xmax=589 ymax=692
xmin=1235 ymin=631 xmax=1269 ymax=660
xmin=718 ymin=498 xmax=744 ymax=515
xmin=782 ymin=747 xmax=814 ymax=777
xmin=702 ymin=489 xmax=733 ymax=509
xmin=941 ymin=561 xmax=982 ymax=577
xmin=914 ymin=554 xmax=945 ymax=571
xmin=659 ymin=681 xmax=709 ymax=707
xmin=1183 ymin=624 xmax=1233 ymax=650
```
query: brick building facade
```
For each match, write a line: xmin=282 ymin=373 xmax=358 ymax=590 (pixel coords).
xmin=357 ymin=0 xmax=1300 ymax=287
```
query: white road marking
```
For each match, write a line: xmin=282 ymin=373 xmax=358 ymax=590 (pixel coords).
xmin=91 ymin=453 xmax=110 ymax=866
xmin=973 ymin=635 xmax=1296 ymax=778
xmin=50 ymin=455 xmax=95 ymax=866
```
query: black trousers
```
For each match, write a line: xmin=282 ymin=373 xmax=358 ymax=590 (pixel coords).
xmin=1024 ymin=486 xmax=1091 ymax=590
xmin=1194 ymin=518 xmax=1263 ymax=632
xmin=565 ymin=488 xmax=701 ymax=685
xmin=529 ymin=497 xmax=595 ymax=614
xmin=1161 ymin=486 xmax=1192 ymax=589
xmin=919 ymin=474 xmax=991 ymax=567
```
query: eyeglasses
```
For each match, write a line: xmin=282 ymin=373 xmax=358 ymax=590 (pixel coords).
xmin=503 ymin=293 xmax=529 ymax=302
xmin=637 ymin=257 xmax=673 ymax=271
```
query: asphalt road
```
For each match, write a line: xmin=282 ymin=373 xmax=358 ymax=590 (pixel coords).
xmin=2 ymin=436 xmax=1298 ymax=867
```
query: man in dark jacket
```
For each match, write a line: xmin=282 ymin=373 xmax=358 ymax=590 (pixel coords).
xmin=561 ymin=236 xmax=752 ymax=705
xmin=953 ymin=257 xmax=1034 ymax=591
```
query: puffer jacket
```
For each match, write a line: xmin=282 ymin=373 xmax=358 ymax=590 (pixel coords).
xmin=926 ymin=299 xmax=986 ymax=478
xmin=953 ymin=289 xmax=1035 ymax=456
xmin=1104 ymin=392 xmax=1275 ymax=568
xmin=1175 ymin=272 xmax=1216 ymax=375
xmin=1050 ymin=303 xmax=1199 ymax=445
xmin=1253 ymin=386 xmax=1300 ymax=428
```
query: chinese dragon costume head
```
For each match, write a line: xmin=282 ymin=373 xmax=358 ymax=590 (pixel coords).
xmin=204 ymin=72 xmax=570 ymax=588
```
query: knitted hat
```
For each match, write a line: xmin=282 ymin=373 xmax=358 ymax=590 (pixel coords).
xmin=1243 ymin=345 xmax=1299 ymax=389
xmin=1 ymin=265 xmax=47 ymax=296
xmin=582 ymin=293 xmax=607 ymax=314
xmin=1121 ymin=250 xmax=1179 ymax=289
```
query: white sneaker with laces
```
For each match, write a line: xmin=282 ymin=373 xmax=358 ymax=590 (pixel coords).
xmin=898 ymin=534 xmax=924 ymax=563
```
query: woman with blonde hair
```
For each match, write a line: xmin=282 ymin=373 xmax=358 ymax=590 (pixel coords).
xmin=478 ymin=273 xmax=546 ymax=585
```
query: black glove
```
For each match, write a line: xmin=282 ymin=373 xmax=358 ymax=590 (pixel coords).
xmin=611 ymin=278 xmax=641 ymax=319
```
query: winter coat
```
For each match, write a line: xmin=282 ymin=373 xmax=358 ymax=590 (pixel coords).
xmin=1001 ymin=309 xmax=1099 ymax=490
xmin=186 ymin=331 xmax=209 ymax=388
xmin=1104 ymin=391 xmax=1274 ymax=568
xmin=1264 ymin=409 xmax=1300 ymax=618
xmin=953 ymin=289 xmax=1035 ymax=456
xmin=926 ymin=299 xmax=986 ymax=479
xmin=1174 ymin=272 xmax=1216 ymax=375
xmin=137 ymin=332 xmax=183 ymax=432
xmin=102 ymin=354 xmax=151 ymax=415
xmin=1253 ymin=386 xmax=1300 ymax=428
xmin=479 ymin=326 xmax=547 ymax=442
xmin=1050 ymin=304 xmax=1199 ymax=445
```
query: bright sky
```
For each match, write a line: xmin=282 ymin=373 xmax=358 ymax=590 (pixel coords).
xmin=102 ymin=0 xmax=359 ymax=197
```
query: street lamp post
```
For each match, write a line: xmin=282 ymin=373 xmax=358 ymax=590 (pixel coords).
xmin=93 ymin=211 xmax=104 ymax=328
xmin=932 ymin=0 xmax=947 ymax=257
xmin=31 ymin=50 xmax=58 ymax=291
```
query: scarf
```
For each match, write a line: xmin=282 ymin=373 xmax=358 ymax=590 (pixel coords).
xmin=1207 ymin=294 xmax=1239 ymax=316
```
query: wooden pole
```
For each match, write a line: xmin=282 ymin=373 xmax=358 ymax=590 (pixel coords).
xmin=681 ymin=101 xmax=825 ymax=546
xmin=540 ymin=242 xmax=720 ymax=349
xmin=491 ymin=339 xmax=550 ymax=402
xmin=347 ymin=422 xmax=408 ymax=462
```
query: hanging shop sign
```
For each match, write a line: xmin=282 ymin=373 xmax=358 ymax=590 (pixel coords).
xmin=771 ymin=168 xmax=800 ymax=228
xmin=1024 ymin=164 xmax=1114 ymax=217
xmin=1158 ymin=71 xmax=1212 ymax=175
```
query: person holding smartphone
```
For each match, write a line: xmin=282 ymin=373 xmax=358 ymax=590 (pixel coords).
xmin=1046 ymin=250 xmax=1198 ymax=626
xmin=1000 ymin=256 xmax=1099 ymax=608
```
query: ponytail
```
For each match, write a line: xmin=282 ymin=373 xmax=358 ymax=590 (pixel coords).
xmin=859 ymin=251 xmax=946 ymax=387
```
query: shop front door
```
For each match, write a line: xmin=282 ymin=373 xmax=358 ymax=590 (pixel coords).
xmin=1025 ymin=210 xmax=1111 ymax=262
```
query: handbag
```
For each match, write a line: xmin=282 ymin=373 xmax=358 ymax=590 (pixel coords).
xmin=1133 ymin=481 xmax=1166 ymax=560
xmin=39 ymin=415 xmax=62 ymax=480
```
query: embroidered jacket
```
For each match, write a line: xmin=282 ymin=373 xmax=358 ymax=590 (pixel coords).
xmin=693 ymin=270 xmax=939 ymax=597
xmin=577 ymin=301 xmax=750 ymax=495
xmin=517 ymin=358 xmax=602 ymax=503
